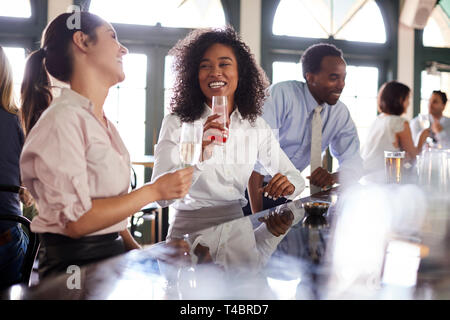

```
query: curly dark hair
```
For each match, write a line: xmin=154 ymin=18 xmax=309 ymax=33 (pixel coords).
xmin=168 ymin=26 xmax=269 ymax=123
xmin=301 ymin=43 xmax=343 ymax=79
xmin=378 ymin=81 xmax=410 ymax=116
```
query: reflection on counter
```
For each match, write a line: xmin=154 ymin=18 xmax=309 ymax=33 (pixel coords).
xmin=2 ymin=185 xmax=450 ymax=300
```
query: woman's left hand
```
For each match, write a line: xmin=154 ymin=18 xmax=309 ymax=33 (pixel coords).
xmin=259 ymin=173 xmax=295 ymax=200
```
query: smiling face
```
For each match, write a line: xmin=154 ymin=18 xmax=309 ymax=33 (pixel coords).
xmin=306 ymin=56 xmax=346 ymax=106
xmin=87 ymin=23 xmax=128 ymax=86
xmin=198 ymin=43 xmax=239 ymax=109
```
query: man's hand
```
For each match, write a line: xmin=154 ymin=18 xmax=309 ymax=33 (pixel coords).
xmin=307 ymin=167 xmax=337 ymax=189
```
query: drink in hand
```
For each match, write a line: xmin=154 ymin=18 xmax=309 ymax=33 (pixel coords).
xmin=180 ymin=142 xmax=201 ymax=167
xmin=209 ymin=96 xmax=228 ymax=145
xmin=180 ymin=121 xmax=203 ymax=167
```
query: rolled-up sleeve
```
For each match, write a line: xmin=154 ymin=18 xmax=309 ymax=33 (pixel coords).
xmin=20 ymin=110 xmax=92 ymax=228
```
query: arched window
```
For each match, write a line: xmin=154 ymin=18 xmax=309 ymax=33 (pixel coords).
xmin=0 ymin=0 xmax=31 ymax=18
xmin=273 ymin=0 xmax=386 ymax=43
xmin=83 ymin=0 xmax=230 ymax=185
xmin=89 ymin=0 xmax=226 ymax=28
xmin=418 ymin=3 xmax=450 ymax=117
xmin=268 ymin=0 xmax=391 ymax=177
xmin=423 ymin=4 xmax=450 ymax=48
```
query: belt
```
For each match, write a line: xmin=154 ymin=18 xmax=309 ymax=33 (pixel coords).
xmin=0 ymin=229 xmax=13 ymax=246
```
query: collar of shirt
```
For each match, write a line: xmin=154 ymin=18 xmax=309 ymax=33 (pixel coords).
xmin=59 ymin=88 xmax=108 ymax=123
xmin=304 ymin=83 xmax=327 ymax=116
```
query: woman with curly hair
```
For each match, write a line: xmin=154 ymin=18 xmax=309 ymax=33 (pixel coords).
xmin=152 ymin=26 xmax=305 ymax=239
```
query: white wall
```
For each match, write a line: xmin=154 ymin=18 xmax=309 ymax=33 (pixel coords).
xmin=397 ymin=22 xmax=415 ymax=120
xmin=47 ymin=0 xmax=73 ymax=22
xmin=240 ymin=0 xmax=261 ymax=64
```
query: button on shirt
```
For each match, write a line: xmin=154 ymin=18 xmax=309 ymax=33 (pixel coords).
xmin=151 ymin=105 xmax=305 ymax=211
xmin=20 ymin=88 xmax=131 ymax=236
xmin=254 ymin=81 xmax=363 ymax=181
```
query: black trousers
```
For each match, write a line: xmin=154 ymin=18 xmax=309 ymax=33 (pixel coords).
xmin=38 ymin=232 xmax=125 ymax=279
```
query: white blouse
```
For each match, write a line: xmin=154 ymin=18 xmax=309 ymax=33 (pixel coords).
xmin=151 ymin=105 xmax=305 ymax=211
xmin=361 ymin=113 xmax=406 ymax=181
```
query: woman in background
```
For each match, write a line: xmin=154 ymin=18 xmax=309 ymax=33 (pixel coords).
xmin=20 ymin=12 xmax=193 ymax=279
xmin=361 ymin=81 xmax=429 ymax=183
xmin=0 ymin=46 xmax=33 ymax=288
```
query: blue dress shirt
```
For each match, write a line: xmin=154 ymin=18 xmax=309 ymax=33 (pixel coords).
xmin=255 ymin=81 xmax=363 ymax=182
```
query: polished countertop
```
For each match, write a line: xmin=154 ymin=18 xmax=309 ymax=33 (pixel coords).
xmin=2 ymin=185 xmax=449 ymax=300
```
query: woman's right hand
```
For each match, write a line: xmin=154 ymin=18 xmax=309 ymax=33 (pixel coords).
xmin=201 ymin=114 xmax=227 ymax=161
xmin=151 ymin=166 xmax=194 ymax=200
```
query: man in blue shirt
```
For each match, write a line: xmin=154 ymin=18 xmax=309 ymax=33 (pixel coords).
xmin=247 ymin=43 xmax=363 ymax=213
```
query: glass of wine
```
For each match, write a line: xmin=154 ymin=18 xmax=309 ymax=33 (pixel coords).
xmin=179 ymin=121 xmax=203 ymax=168
xmin=210 ymin=95 xmax=229 ymax=145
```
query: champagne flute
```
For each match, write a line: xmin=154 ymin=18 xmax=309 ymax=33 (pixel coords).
xmin=210 ymin=95 xmax=229 ymax=145
xmin=179 ymin=121 xmax=203 ymax=168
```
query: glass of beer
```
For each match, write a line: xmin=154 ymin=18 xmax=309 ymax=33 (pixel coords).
xmin=384 ymin=151 xmax=405 ymax=184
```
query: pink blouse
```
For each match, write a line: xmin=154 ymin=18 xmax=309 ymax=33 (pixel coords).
xmin=20 ymin=88 xmax=131 ymax=236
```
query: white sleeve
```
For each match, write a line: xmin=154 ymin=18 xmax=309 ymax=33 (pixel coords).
xmin=256 ymin=118 xmax=305 ymax=200
xmin=150 ymin=114 xmax=204 ymax=207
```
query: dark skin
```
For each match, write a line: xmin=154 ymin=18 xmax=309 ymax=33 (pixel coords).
xmin=305 ymin=55 xmax=346 ymax=189
xmin=248 ymin=55 xmax=346 ymax=213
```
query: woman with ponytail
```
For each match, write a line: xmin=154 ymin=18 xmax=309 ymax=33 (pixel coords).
xmin=19 ymin=12 xmax=194 ymax=279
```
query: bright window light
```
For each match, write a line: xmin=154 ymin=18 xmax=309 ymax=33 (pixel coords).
xmin=2 ymin=47 xmax=26 ymax=104
xmin=334 ymin=0 xmax=386 ymax=43
xmin=0 ymin=0 xmax=31 ymax=18
xmin=104 ymin=53 xmax=147 ymax=186
xmin=89 ymin=0 xmax=225 ymax=28
xmin=273 ymin=0 xmax=386 ymax=43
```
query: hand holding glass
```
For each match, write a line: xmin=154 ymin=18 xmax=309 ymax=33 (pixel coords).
xmin=180 ymin=122 xmax=203 ymax=168
xmin=209 ymin=96 xmax=229 ymax=145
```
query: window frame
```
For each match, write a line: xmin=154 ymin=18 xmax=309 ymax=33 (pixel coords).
xmin=413 ymin=3 xmax=450 ymax=117
xmin=0 ymin=0 xmax=47 ymax=51
xmin=76 ymin=0 xmax=239 ymax=181
xmin=261 ymin=0 xmax=398 ymax=89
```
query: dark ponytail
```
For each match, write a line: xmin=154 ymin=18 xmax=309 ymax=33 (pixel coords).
xmin=20 ymin=49 xmax=52 ymax=135
xmin=20 ymin=12 xmax=105 ymax=135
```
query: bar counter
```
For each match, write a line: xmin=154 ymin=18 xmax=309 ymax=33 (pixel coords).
xmin=1 ymin=184 xmax=449 ymax=300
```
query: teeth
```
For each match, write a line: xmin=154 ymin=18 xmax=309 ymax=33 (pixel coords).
xmin=209 ymin=81 xmax=226 ymax=88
